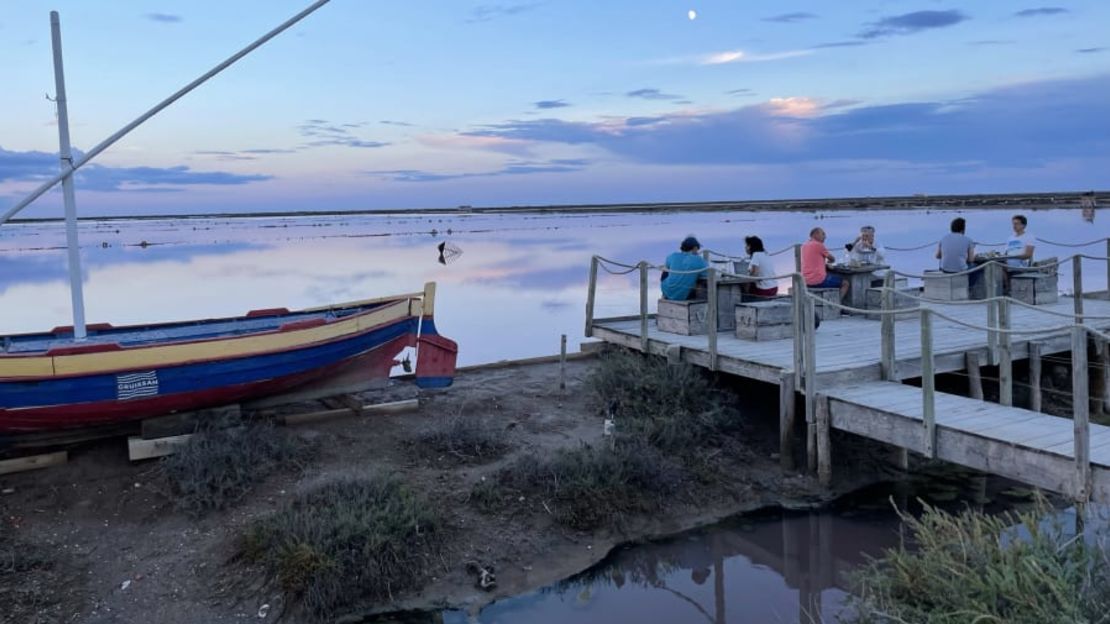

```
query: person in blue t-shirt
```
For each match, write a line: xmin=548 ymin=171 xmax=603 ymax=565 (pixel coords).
xmin=661 ymin=236 xmax=709 ymax=300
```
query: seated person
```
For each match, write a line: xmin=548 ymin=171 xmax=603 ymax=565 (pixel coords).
xmin=847 ymin=225 xmax=886 ymax=266
xmin=936 ymin=217 xmax=979 ymax=287
xmin=802 ymin=227 xmax=849 ymax=300
xmin=1005 ymin=214 xmax=1035 ymax=268
xmin=660 ymin=235 xmax=708 ymax=300
xmin=743 ymin=235 xmax=778 ymax=299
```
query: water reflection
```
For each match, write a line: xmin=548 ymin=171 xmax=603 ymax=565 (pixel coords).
xmin=1 ymin=208 xmax=1106 ymax=365
xmin=438 ymin=472 xmax=1052 ymax=624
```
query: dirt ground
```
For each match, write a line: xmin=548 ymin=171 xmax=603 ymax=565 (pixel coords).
xmin=0 ymin=356 xmax=893 ymax=624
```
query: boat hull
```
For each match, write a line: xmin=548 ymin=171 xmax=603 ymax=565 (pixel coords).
xmin=0 ymin=287 xmax=457 ymax=433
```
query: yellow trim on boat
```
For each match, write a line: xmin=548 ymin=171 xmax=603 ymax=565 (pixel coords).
xmin=1 ymin=299 xmax=412 ymax=380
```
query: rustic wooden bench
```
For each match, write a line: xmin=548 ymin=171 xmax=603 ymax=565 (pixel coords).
xmin=656 ymin=298 xmax=708 ymax=335
xmin=735 ymin=300 xmax=794 ymax=341
xmin=923 ymin=271 xmax=969 ymax=301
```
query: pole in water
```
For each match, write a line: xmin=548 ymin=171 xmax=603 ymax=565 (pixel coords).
xmin=51 ymin=11 xmax=87 ymax=341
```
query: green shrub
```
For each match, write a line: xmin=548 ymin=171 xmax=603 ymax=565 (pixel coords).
xmin=849 ymin=499 xmax=1110 ymax=624
xmin=159 ymin=421 xmax=316 ymax=517
xmin=241 ymin=475 xmax=443 ymax=620
xmin=586 ymin=351 xmax=741 ymax=453
xmin=475 ymin=440 xmax=683 ymax=530
xmin=409 ymin=415 xmax=509 ymax=465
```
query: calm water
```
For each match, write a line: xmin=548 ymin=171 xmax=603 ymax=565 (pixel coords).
xmin=0 ymin=207 xmax=1104 ymax=365
xmin=437 ymin=474 xmax=1087 ymax=624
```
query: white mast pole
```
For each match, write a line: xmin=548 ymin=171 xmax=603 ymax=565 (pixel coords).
xmin=0 ymin=0 xmax=332 ymax=226
xmin=50 ymin=11 xmax=88 ymax=341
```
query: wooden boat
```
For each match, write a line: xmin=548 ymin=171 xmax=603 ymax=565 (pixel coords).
xmin=0 ymin=283 xmax=457 ymax=432
xmin=0 ymin=6 xmax=458 ymax=435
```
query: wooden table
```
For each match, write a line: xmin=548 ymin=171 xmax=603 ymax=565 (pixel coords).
xmin=827 ymin=264 xmax=889 ymax=311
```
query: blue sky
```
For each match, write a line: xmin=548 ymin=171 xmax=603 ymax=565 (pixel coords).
xmin=1 ymin=1 xmax=1108 ymax=217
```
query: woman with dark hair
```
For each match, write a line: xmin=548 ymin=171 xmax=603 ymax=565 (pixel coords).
xmin=744 ymin=235 xmax=778 ymax=299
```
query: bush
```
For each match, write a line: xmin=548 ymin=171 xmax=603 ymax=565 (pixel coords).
xmin=159 ymin=421 xmax=316 ymax=517
xmin=849 ymin=499 xmax=1110 ymax=624
xmin=409 ymin=415 xmax=509 ymax=465
xmin=474 ymin=440 xmax=683 ymax=530
xmin=241 ymin=475 xmax=444 ymax=620
xmin=586 ymin=351 xmax=741 ymax=454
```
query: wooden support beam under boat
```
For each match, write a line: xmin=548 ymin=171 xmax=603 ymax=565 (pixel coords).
xmin=0 ymin=450 xmax=67 ymax=475
xmin=281 ymin=399 xmax=420 ymax=426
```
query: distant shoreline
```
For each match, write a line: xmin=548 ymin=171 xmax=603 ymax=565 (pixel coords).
xmin=8 ymin=190 xmax=1102 ymax=223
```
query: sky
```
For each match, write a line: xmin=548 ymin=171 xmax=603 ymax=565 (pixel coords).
xmin=1 ymin=1 xmax=1108 ymax=217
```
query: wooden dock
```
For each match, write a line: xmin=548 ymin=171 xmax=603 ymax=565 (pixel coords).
xmin=587 ymin=251 xmax=1110 ymax=503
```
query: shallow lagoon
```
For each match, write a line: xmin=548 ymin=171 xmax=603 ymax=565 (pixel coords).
xmin=0 ymin=207 xmax=1104 ymax=365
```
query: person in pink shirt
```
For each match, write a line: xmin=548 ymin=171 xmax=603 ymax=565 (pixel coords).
xmin=801 ymin=227 xmax=848 ymax=299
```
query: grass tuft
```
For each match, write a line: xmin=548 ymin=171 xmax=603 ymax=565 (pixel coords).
xmin=409 ymin=415 xmax=509 ymax=465
xmin=159 ymin=420 xmax=316 ymax=517
xmin=848 ymin=498 xmax=1110 ymax=624
xmin=241 ymin=475 xmax=444 ymax=620
xmin=473 ymin=440 xmax=683 ymax=530
xmin=586 ymin=351 xmax=742 ymax=454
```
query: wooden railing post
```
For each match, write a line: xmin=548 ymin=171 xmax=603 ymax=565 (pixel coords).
xmin=998 ymin=298 xmax=1013 ymax=407
xmin=804 ymin=294 xmax=818 ymax=474
xmin=1029 ymin=342 xmax=1042 ymax=412
xmin=881 ymin=272 xmax=896 ymax=381
xmin=794 ymin=243 xmax=802 ymax=274
xmin=1072 ymin=325 xmax=1091 ymax=502
xmin=585 ymin=256 xmax=599 ymax=337
xmin=639 ymin=261 xmax=649 ymax=353
xmin=921 ymin=308 xmax=936 ymax=458
xmin=986 ymin=263 xmax=999 ymax=365
xmin=1073 ymin=255 xmax=1084 ymax=321
xmin=1105 ymin=238 xmax=1109 ymax=297
xmin=792 ymin=273 xmax=804 ymax=388
xmin=707 ymin=267 xmax=719 ymax=371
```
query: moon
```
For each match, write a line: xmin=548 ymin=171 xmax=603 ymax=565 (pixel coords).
xmin=688 ymin=9 xmax=697 ymax=20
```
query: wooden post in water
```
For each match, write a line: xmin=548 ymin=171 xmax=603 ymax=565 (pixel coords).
xmin=804 ymin=295 xmax=818 ymax=474
xmin=966 ymin=351 xmax=984 ymax=401
xmin=1073 ymin=255 xmax=1084 ymax=321
xmin=639 ymin=261 xmax=649 ymax=353
xmin=585 ymin=256 xmax=598 ymax=337
xmin=779 ymin=372 xmax=796 ymax=471
xmin=921 ymin=308 xmax=936 ymax=458
xmin=816 ymin=396 xmax=831 ymax=486
xmin=559 ymin=334 xmax=567 ymax=392
xmin=998 ymin=298 xmax=1013 ymax=407
xmin=880 ymin=272 xmax=896 ymax=381
xmin=1072 ymin=325 xmax=1091 ymax=502
xmin=1028 ymin=342 xmax=1043 ymax=412
xmin=707 ymin=268 xmax=719 ymax=371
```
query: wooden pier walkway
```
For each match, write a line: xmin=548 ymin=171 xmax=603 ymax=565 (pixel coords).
xmin=587 ymin=249 xmax=1110 ymax=504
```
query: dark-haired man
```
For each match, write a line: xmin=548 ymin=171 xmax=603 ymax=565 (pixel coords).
xmin=1005 ymin=214 xmax=1035 ymax=268
xmin=936 ymin=217 xmax=975 ymax=273
xmin=661 ymin=235 xmax=708 ymax=300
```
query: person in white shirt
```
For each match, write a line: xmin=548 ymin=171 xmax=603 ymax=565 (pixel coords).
xmin=1005 ymin=214 xmax=1035 ymax=268
xmin=744 ymin=235 xmax=779 ymax=299
xmin=848 ymin=225 xmax=888 ymax=286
